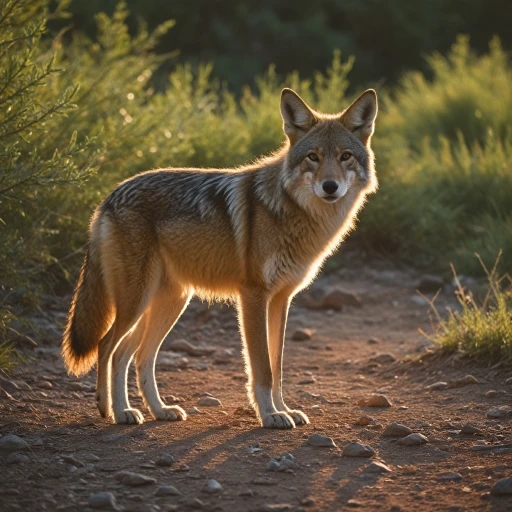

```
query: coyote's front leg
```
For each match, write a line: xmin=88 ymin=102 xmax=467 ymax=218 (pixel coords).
xmin=268 ymin=289 xmax=309 ymax=426
xmin=238 ymin=287 xmax=295 ymax=429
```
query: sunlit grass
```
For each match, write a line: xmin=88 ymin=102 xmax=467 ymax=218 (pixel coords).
xmin=426 ymin=252 xmax=512 ymax=361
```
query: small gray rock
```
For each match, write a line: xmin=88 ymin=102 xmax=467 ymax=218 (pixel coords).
xmin=88 ymin=492 xmax=118 ymax=510
xmin=359 ymin=394 xmax=392 ymax=407
xmin=38 ymin=380 xmax=53 ymax=389
xmin=155 ymin=485 xmax=181 ymax=496
xmin=257 ymin=505 xmax=292 ymax=512
xmin=267 ymin=460 xmax=281 ymax=471
xmin=83 ymin=453 xmax=101 ymax=462
xmin=7 ymin=453 xmax=29 ymax=464
xmin=436 ymin=472 xmax=462 ymax=481
xmin=291 ymin=328 xmax=314 ymax=341
xmin=369 ymin=353 xmax=397 ymax=364
xmin=203 ymin=479 xmax=223 ymax=494
xmin=0 ymin=434 xmax=30 ymax=452
xmin=461 ymin=423 xmax=482 ymax=435
xmin=155 ymin=453 xmax=175 ymax=467
xmin=188 ymin=406 xmax=201 ymax=415
xmin=382 ymin=423 xmax=412 ymax=437
xmin=307 ymin=434 xmax=336 ymax=448
xmin=342 ymin=442 xmax=375 ymax=457
xmin=487 ymin=406 xmax=512 ymax=418
xmin=397 ymin=433 xmax=428 ymax=446
xmin=197 ymin=396 xmax=222 ymax=407
xmin=491 ymin=477 xmax=512 ymax=496
xmin=485 ymin=390 xmax=498 ymax=398
xmin=426 ymin=381 xmax=448 ymax=391
xmin=114 ymin=471 xmax=156 ymax=486
xmin=364 ymin=461 xmax=391 ymax=474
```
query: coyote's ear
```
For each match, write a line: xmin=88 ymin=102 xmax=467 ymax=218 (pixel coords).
xmin=280 ymin=88 xmax=317 ymax=144
xmin=341 ymin=89 xmax=378 ymax=145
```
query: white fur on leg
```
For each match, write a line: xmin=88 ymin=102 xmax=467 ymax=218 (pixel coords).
xmin=253 ymin=384 xmax=295 ymax=429
xmin=272 ymin=385 xmax=310 ymax=426
xmin=137 ymin=357 xmax=187 ymax=422
xmin=111 ymin=335 xmax=144 ymax=425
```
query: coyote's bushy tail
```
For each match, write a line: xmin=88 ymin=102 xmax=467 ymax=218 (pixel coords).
xmin=62 ymin=240 xmax=113 ymax=376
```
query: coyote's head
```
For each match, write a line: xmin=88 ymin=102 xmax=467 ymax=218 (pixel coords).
xmin=280 ymin=88 xmax=378 ymax=208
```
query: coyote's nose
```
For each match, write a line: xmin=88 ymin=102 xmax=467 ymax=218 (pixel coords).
xmin=322 ymin=181 xmax=338 ymax=195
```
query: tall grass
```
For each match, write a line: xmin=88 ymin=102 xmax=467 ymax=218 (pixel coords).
xmin=430 ymin=253 xmax=512 ymax=361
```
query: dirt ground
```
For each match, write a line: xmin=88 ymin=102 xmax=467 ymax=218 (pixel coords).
xmin=1 ymin=255 xmax=511 ymax=511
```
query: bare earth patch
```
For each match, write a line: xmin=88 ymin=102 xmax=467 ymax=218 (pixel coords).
xmin=1 ymin=258 xmax=511 ymax=511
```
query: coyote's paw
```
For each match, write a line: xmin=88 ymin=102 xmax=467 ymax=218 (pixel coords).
xmin=261 ymin=412 xmax=295 ymax=429
xmin=113 ymin=408 xmax=144 ymax=425
xmin=287 ymin=409 xmax=310 ymax=426
xmin=153 ymin=405 xmax=187 ymax=422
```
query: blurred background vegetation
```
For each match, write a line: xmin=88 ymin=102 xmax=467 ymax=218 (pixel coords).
xmin=1 ymin=0 xmax=511 ymax=359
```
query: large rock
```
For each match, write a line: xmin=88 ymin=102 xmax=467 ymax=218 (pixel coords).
xmin=88 ymin=492 xmax=119 ymax=510
xmin=491 ymin=477 xmax=512 ymax=496
xmin=0 ymin=434 xmax=30 ymax=453
xmin=114 ymin=471 xmax=156 ymax=486
xmin=342 ymin=442 xmax=375 ymax=457
xmin=382 ymin=423 xmax=412 ymax=437
xmin=306 ymin=434 xmax=336 ymax=448
xmin=397 ymin=433 xmax=428 ymax=446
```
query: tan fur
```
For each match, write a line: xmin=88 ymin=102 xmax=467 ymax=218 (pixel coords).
xmin=62 ymin=88 xmax=378 ymax=428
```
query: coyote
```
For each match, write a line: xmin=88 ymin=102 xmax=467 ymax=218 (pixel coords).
xmin=62 ymin=88 xmax=378 ymax=428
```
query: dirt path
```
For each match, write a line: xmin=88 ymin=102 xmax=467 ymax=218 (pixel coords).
xmin=1 ymin=258 xmax=511 ymax=511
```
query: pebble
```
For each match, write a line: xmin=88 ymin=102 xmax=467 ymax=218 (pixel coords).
xmin=355 ymin=415 xmax=376 ymax=426
xmin=0 ymin=434 xmax=30 ymax=452
xmin=7 ymin=453 xmax=29 ymax=464
xmin=291 ymin=328 xmax=314 ymax=341
xmin=358 ymin=394 xmax=392 ymax=407
xmin=437 ymin=472 xmax=462 ymax=481
xmin=461 ymin=423 xmax=482 ymax=435
xmin=364 ymin=461 xmax=391 ymax=474
xmin=203 ymin=479 xmax=223 ymax=494
xmin=298 ymin=376 xmax=316 ymax=385
xmin=188 ymin=407 xmax=201 ymax=415
xmin=257 ymin=505 xmax=292 ymax=512
xmin=197 ymin=396 xmax=222 ymax=407
xmin=382 ymin=423 xmax=412 ymax=437
xmin=415 ymin=274 xmax=444 ymax=293
xmin=62 ymin=455 xmax=85 ymax=467
xmin=310 ymin=405 xmax=324 ymax=415
xmin=155 ymin=453 xmax=175 ymax=466
xmin=369 ymin=353 xmax=397 ymax=364
xmin=506 ymin=377 xmax=512 ymax=385
xmin=342 ymin=442 xmax=375 ymax=457
xmin=38 ymin=380 xmax=53 ymax=389
xmin=367 ymin=337 xmax=381 ymax=344
xmin=397 ymin=433 xmax=428 ymax=446
xmin=485 ymin=390 xmax=498 ymax=398
xmin=88 ymin=492 xmax=118 ymax=510
xmin=491 ymin=477 xmax=512 ymax=496
xmin=114 ymin=471 xmax=156 ymax=486
xmin=155 ymin=485 xmax=181 ymax=496
xmin=487 ymin=406 xmax=512 ymax=418
xmin=83 ymin=453 xmax=101 ymax=462
xmin=306 ymin=434 xmax=336 ymax=448
xmin=426 ymin=382 xmax=448 ymax=391
xmin=267 ymin=458 xmax=296 ymax=472
xmin=450 ymin=375 xmax=479 ymax=387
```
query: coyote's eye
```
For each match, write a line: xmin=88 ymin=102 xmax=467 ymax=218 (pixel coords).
xmin=307 ymin=153 xmax=319 ymax=162
xmin=341 ymin=152 xmax=352 ymax=161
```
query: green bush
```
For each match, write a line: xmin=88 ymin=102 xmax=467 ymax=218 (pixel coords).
xmin=359 ymin=36 xmax=512 ymax=276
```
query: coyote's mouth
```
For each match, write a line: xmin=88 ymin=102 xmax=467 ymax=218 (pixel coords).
xmin=322 ymin=195 xmax=339 ymax=203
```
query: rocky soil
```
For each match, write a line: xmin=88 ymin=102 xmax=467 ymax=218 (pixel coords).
xmin=1 ymin=256 xmax=511 ymax=511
